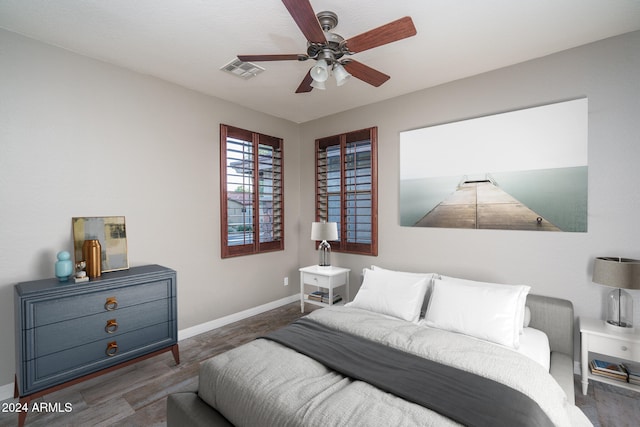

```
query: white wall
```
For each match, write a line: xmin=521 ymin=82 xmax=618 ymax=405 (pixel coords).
xmin=0 ymin=30 xmax=301 ymax=387
xmin=299 ymin=31 xmax=640 ymax=345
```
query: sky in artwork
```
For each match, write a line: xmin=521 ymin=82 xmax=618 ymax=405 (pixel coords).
xmin=399 ymin=98 xmax=588 ymax=180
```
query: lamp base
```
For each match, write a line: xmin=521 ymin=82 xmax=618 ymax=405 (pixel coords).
xmin=318 ymin=240 xmax=331 ymax=268
xmin=605 ymin=320 xmax=635 ymax=334
xmin=606 ymin=288 xmax=634 ymax=333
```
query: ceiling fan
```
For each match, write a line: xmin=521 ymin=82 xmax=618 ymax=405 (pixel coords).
xmin=237 ymin=0 xmax=417 ymax=93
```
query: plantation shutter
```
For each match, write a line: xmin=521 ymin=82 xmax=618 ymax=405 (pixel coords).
xmin=221 ymin=124 xmax=284 ymax=258
xmin=315 ymin=127 xmax=377 ymax=256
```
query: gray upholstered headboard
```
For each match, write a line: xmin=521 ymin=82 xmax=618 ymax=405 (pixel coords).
xmin=525 ymin=294 xmax=574 ymax=359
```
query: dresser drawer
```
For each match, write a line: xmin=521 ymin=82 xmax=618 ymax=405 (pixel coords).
xmin=28 ymin=279 xmax=173 ymax=328
xmin=29 ymin=298 xmax=173 ymax=359
xmin=588 ymin=333 xmax=640 ymax=360
xmin=26 ymin=322 xmax=174 ymax=393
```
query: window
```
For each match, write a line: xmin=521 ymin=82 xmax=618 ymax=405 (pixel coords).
xmin=315 ymin=127 xmax=378 ymax=256
xmin=220 ymin=124 xmax=283 ymax=258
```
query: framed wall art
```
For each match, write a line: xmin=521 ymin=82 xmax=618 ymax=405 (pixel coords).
xmin=72 ymin=216 xmax=129 ymax=272
xmin=399 ymin=98 xmax=588 ymax=232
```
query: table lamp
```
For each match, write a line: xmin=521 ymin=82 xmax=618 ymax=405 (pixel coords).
xmin=311 ymin=222 xmax=338 ymax=268
xmin=592 ymin=257 xmax=640 ymax=332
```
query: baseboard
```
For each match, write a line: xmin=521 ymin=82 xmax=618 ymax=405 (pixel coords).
xmin=0 ymin=382 xmax=13 ymax=402
xmin=178 ymin=293 xmax=300 ymax=341
xmin=0 ymin=294 xmax=301 ymax=401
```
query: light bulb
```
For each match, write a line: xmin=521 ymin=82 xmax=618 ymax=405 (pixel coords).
xmin=333 ymin=63 xmax=352 ymax=86
xmin=311 ymin=59 xmax=329 ymax=82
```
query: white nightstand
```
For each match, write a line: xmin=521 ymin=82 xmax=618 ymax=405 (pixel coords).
xmin=580 ymin=317 xmax=640 ymax=394
xmin=299 ymin=265 xmax=350 ymax=313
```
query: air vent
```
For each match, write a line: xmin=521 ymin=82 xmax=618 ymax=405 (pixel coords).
xmin=220 ymin=58 xmax=265 ymax=80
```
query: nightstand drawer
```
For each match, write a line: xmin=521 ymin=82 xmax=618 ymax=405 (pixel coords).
xmin=304 ymin=273 xmax=331 ymax=287
xmin=588 ymin=334 xmax=640 ymax=360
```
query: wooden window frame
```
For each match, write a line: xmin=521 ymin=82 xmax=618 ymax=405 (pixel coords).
xmin=220 ymin=124 xmax=284 ymax=258
xmin=315 ymin=127 xmax=378 ymax=256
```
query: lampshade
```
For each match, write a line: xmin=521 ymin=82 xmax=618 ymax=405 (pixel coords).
xmin=333 ymin=63 xmax=352 ymax=86
xmin=311 ymin=222 xmax=338 ymax=241
xmin=592 ymin=257 xmax=640 ymax=331
xmin=310 ymin=79 xmax=326 ymax=90
xmin=311 ymin=59 xmax=329 ymax=83
xmin=593 ymin=257 xmax=640 ymax=289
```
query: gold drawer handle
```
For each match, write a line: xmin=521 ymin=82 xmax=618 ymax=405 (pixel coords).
xmin=106 ymin=341 xmax=118 ymax=357
xmin=105 ymin=319 xmax=118 ymax=334
xmin=104 ymin=297 xmax=118 ymax=311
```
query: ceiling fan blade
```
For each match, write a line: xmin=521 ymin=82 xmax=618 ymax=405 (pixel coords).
xmin=343 ymin=60 xmax=390 ymax=87
xmin=237 ymin=54 xmax=307 ymax=62
xmin=345 ymin=16 xmax=417 ymax=53
xmin=295 ymin=70 xmax=314 ymax=93
xmin=281 ymin=0 xmax=326 ymax=44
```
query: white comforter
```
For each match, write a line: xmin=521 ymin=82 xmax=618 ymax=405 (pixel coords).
xmin=198 ymin=306 xmax=592 ymax=427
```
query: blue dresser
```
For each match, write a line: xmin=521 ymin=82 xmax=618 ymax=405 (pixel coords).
xmin=14 ymin=264 xmax=178 ymax=426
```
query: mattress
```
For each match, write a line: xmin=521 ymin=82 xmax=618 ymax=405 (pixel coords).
xmin=418 ymin=321 xmax=552 ymax=371
xmin=517 ymin=327 xmax=551 ymax=371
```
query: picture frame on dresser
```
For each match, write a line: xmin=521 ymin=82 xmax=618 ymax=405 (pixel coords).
xmin=72 ymin=216 xmax=129 ymax=272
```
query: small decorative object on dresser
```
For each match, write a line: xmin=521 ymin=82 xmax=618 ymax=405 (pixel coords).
xmin=54 ymin=251 xmax=73 ymax=281
xmin=14 ymin=264 xmax=178 ymax=427
xmin=74 ymin=260 xmax=89 ymax=283
xmin=82 ymin=238 xmax=102 ymax=278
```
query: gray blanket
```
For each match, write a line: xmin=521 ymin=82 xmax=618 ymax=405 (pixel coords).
xmin=263 ymin=317 xmax=553 ymax=427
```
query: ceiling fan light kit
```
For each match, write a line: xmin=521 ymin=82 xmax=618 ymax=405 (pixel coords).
xmin=311 ymin=58 xmax=330 ymax=82
xmin=310 ymin=79 xmax=326 ymax=90
xmin=333 ymin=63 xmax=351 ymax=86
xmin=309 ymin=56 xmax=351 ymax=89
xmin=237 ymin=0 xmax=416 ymax=93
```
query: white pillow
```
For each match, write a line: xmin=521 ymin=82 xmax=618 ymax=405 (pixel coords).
xmin=441 ymin=275 xmax=529 ymax=335
xmin=371 ymin=265 xmax=435 ymax=317
xmin=346 ymin=268 xmax=429 ymax=323
xmin=424 ymin=278 xmax=530 ymax=348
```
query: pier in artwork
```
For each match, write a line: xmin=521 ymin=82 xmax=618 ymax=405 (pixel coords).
xmin=414 ymin=178 xmax=560 ymax=231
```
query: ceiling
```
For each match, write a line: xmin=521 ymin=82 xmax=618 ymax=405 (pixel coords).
xmin=2 ymin=0 xmax=640 ymax=123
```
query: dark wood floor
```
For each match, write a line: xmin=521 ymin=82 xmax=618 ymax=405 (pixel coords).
xmin=1 ymin=302 xmax=638 ymax=427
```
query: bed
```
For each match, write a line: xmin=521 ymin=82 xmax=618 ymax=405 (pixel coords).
xmin=167 ymin=267 xmax=592 ymax=426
